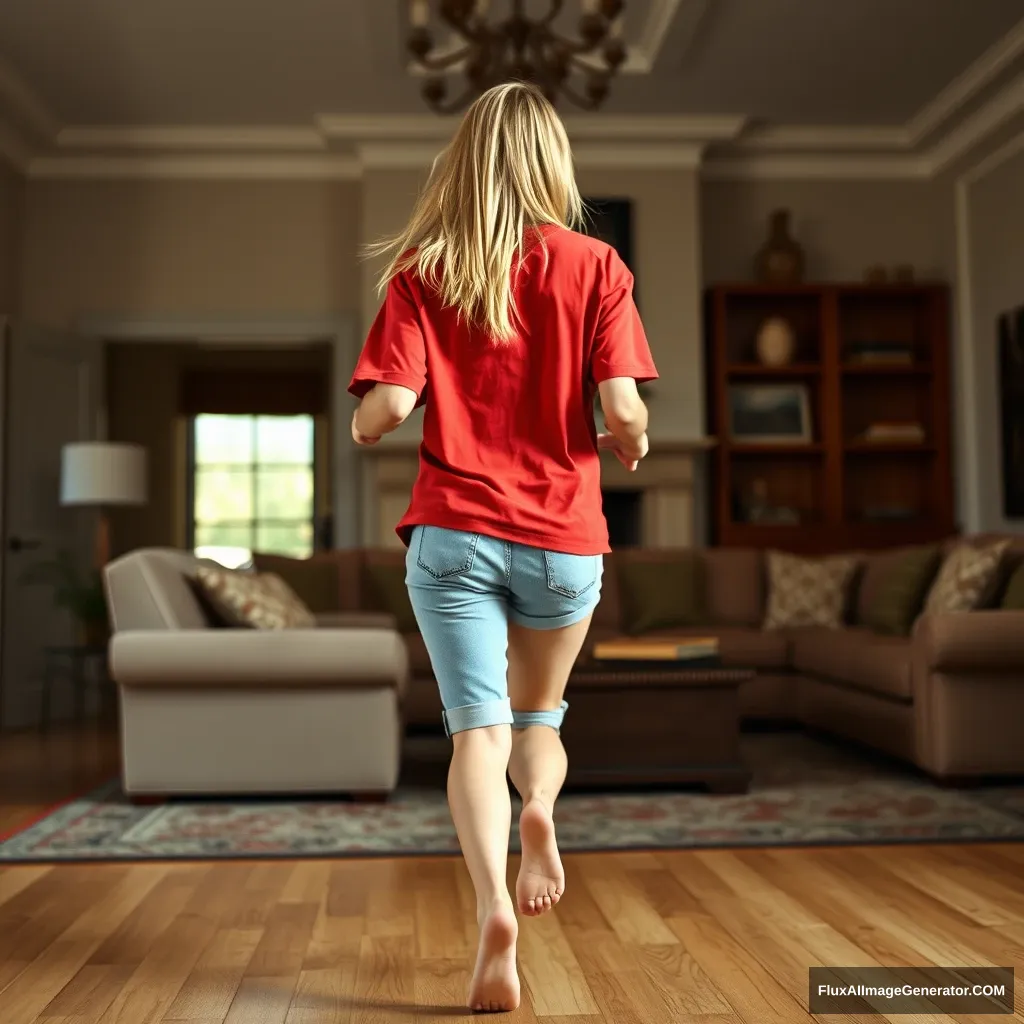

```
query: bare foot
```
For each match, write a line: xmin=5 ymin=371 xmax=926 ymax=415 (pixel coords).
xmin=468 ymin=902 xmax=520 ymax=1012
xmin=516 ymin=798 xmax=564 ymax=917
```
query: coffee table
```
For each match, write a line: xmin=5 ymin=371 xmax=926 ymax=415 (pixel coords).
xmin=561 ymin=661 xmax=754 ymax=793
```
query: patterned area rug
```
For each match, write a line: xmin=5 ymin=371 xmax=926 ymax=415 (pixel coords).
xmin=2 ymin=735 xmax=1022 ymax=862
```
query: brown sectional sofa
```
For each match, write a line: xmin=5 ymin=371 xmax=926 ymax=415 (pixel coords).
xmin=255 ymin=535 xmax=1024 ymax=782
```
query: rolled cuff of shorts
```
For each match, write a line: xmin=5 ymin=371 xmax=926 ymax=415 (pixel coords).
xmin=512 ymin=700 xmax=568 ymax=732
xmin=508 ymin=599 xmax=600 ymax=631
xmin=443 ymin=698 xmax=515 ymax=736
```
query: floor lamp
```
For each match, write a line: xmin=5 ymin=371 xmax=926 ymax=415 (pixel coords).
xmin=60 ymin=442 xmax=148 ymax=567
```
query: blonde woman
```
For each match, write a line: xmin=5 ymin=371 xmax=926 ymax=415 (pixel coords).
xmin=350 ymin=82 xmax=656 ymax=1013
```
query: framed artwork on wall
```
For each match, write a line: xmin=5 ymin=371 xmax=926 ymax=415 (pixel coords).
xmin=998 ymin=306 xmax=1024 ymax=518
xmin=582 ymin=197 xmax=636 ymax=304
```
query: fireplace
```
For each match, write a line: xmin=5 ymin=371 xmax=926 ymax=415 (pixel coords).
xmin=602 ymin=489 xmax=643 ymax=548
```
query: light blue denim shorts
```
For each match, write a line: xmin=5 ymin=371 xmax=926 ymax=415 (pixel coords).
xmin=405 ymin=525 xmax=603 ymax=737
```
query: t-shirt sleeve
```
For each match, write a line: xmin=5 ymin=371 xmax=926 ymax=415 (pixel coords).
xmin=348 ymin=271 xmax=428 ymax=406
xmin=590 ymin=252 xmax=659 ymax=385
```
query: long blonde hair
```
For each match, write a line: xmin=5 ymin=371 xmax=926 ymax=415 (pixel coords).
xmin=369 ymin=82 xmax=583 ymax=342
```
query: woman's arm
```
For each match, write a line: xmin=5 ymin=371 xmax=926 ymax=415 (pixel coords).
xmin=598 ymin=376 xmax=649 ymax=457
xmin=352 ymin=383 xmax=419 ymax=444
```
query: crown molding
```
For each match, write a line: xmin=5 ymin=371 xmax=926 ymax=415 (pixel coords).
xmin=55 ymin=125 xmax=328 ymax=152
xmin=906 ymin=13 xmax=1024 ymax=145
xmin=27 ymin=153 xmax=360 ymax=181
xmin=0 ymin=57 xmax=59 ymax=144
xmin=728 ymin=124 xmax=911 ymax=151
xmin=702 ymin=153 xmax=931 ymax=181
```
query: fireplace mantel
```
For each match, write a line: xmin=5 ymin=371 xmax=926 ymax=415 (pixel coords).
xmin=358 ymin=438 xmax=715 ymax=548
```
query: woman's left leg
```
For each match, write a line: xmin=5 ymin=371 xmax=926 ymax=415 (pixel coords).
xmin=406 ymin=527 xmax=519 ymax=1012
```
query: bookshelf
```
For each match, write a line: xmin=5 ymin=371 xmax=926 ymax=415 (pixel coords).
xmin=705 ymin=283 xmax=955 ymax=552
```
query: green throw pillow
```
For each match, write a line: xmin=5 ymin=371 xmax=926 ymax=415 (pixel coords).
xmin=363 ymin=563 xmax=418 ymax=633
xmin=1001 ymin=562 xmax=1024 ymax=609
xmin=862 ymin=545 xmax=941 ymax=636
xmin=617 ymin=555 xmax=706 ymax=635
xmin=250 ymin=552 xmax=340 ymax=614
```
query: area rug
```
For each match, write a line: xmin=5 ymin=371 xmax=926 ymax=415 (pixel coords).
xmin=2 ymin=735 xmax=1023 ymax=862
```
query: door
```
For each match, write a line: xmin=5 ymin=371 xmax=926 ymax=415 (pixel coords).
xmin=0 ymin=320 xmax=101 ymax=731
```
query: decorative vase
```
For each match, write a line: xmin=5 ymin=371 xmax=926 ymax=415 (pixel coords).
xmin=754 ymin=209 xmax=804 ymax=284
xmin=864 ymin=265 xmax=888 ymax=284
xmin=756 ymin=317 xmax=796 ymax=367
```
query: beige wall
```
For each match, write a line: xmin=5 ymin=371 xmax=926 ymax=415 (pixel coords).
xmin=21 ymin=179 xmax=360 ymax=326
xmin=0 ymin=163 xmax=23 ymax=312
xmin=965 ymin=138 xmax=1024 ymax=534
xmin=701 ymin=178 xmax=955 ymax=284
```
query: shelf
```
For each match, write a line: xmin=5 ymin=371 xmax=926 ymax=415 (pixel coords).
xmin=845 ymin=442 xmax=935 ymax=454
xmin=729 ymin=442 xmax=824 ymax=455
xmin=727 ymin=363 xmax=822 ymax=378
xmin=842 ymin=364 xmax=932 ymax=376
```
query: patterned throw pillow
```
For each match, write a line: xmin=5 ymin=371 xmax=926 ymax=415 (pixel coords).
xmin=923 ymin=541 xmax=1010 ymax=615
xmin=195 ymin=567 xmax=316 ymax=630
xmin=762 ymin=551 xmax=859 ymax=630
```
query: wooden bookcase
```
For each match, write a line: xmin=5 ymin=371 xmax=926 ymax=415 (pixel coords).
xmin=704 ymin=283 xmax=955 ymax=552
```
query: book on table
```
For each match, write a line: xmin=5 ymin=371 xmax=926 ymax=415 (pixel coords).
xmin=592 ymin=637 xmax=720 ymax=663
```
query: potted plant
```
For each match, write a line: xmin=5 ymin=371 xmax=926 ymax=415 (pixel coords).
xmin=21 ymin=549 xmax=109 ymax=647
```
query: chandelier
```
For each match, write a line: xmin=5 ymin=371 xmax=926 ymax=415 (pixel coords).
xmin=406 ymin=1 xmax=627 ymax=113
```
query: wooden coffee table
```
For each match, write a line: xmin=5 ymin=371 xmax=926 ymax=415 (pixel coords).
xmin=561 ymin=662 xmax=754 ymax=793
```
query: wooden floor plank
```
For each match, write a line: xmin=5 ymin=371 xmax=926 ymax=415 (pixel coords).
xmin=1 ymin=728 xmax=1022 ymax=1023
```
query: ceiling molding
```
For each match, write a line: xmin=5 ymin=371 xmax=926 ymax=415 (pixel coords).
xmin=726 ymin=124 xmax=911 ymax=152
xmin=926 ymin=70 xmax=1024 ymax=174
xmin=702 ymin=153 xmax=930 ymax=182
xmin=56 ymin=125 xmax=328 ymax=152
xmin=27 ymin=153 xmax=360 ymax=181
xmin=906 ymin=13 xmax=1024 ymax=145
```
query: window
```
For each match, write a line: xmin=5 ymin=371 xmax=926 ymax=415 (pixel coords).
xmin=189 ymin=414 xmax=315 ymax=568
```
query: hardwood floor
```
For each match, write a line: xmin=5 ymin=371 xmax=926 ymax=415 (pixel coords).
xmin=1 ymin=728 xmax=1022 ymax=1022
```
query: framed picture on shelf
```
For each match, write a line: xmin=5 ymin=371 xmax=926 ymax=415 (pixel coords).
xmin=582 ymin=197 xmax=636 ymax=306
xmin=728 ymin=384 xmax=812 ymax=443
xmin=998 ymin=306 xmax=1024 ymax=518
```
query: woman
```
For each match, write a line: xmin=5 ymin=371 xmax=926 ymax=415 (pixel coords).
xmin=349 ymin=82 xmax=656 ymax=1013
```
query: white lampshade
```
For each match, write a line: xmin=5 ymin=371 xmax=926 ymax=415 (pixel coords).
xmin=60 ymin=442 xmax=147 ymax=507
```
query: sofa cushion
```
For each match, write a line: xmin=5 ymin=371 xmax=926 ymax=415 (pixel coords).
xmin=1001 ymin=562 xmax=1024 ymax=609
xmin=195 ymin=567 xmax=316 ymax=630
xmin=703 ymin=549 xmax=764 ymax=627
xmin=637 ymin=626 xmax=790 ymax=670
xmin=364 ymin=562 xmax=418 ymax=633
xmin=251 ymin=552 xmax=341 ymax=613
xmin=763 ymin=551 xmax=859 ymax=630
xmin=924 ymin=540 xmax=1010 ymax=614
xmin=616 ymin=553 xmax=706 ymax=634
xmin=791 ymin=627 xmax=912 ymax=701
xmin=860 ymin=544 xmax=941 ymax=636
xmin=403 ymin=631 xmax=434 ymax=678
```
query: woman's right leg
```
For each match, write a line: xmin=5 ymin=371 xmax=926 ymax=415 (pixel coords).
xmin=506 ymin=616 xmax=592 ymax=916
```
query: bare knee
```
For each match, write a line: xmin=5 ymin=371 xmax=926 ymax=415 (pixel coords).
xmin=452 ymin=724 xmax=512 ymax=757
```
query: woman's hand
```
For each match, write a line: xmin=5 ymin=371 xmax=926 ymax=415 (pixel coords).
xmin=597 ymin=432 xmax=648 ymax=471
xmin=352 ymin=409 xmax=380 ymax=446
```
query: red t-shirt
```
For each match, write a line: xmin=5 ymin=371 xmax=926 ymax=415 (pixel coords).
xmin=348 ymin=224 xmax=658 ymax=554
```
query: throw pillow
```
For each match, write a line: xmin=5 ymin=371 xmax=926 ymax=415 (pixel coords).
xmin=924 ymin=541 xmax=1011 ymax=615
xmin=616 ymin=554 xmax=706 ymax=635
xmin=251 ymin=552 xmax=340 ymax=614
xmin=861 ymin=545 xmax=941 ymax=636
xmin=363 ymin=562 xmax=418 ymax=633
xmin=1001 ymin=562 xmax=1024 ymax=610
xmin=195 ymin=567 xmax=316 ymax=630
xmin=762 ymin=551 xmax=859 ymax=630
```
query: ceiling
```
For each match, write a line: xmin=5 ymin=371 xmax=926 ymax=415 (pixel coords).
xmin=0 ymin=0 xmax=1020 ymax=126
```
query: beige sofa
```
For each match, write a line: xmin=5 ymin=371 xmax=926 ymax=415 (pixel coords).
xmin=103 ymin=549 xmax=409 ymax=797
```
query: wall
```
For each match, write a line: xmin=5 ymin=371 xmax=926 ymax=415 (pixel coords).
xmin=701 ymin=178 xmax=955 ymax=284
xmin=0 ymin=162 xmax=23 ymax=313
xmin=964 ymin=138 xmax=1024 ymax=534
xmin=21 ymin=179 xmax=360 ymax=327
xmin=105 ymin=342 xmax=332 ymax=556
